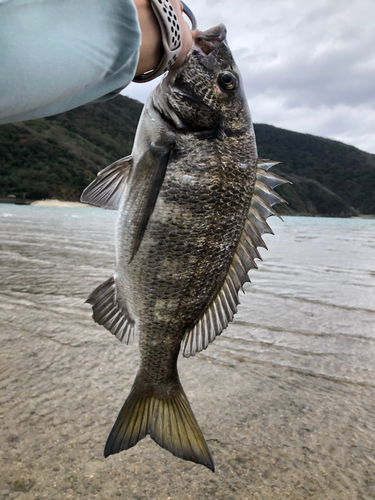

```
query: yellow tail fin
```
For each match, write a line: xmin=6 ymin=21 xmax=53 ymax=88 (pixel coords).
xmin=104 ymin=381 xmax=214 ymax=471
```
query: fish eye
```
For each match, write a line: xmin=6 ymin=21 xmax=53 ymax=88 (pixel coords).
xmin=218 ymin=71 xmax=238 ymax=92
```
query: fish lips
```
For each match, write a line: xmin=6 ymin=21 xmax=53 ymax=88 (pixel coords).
xmin=193 ymin=24 xmax=232 ymax=70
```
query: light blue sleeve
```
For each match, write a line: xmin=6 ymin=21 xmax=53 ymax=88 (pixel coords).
xmin=0 ymin=0 xmax=141 ymax=124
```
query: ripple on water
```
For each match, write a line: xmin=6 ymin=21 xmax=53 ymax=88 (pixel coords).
xmin=1 ymin=205 xmax=375 ymax=499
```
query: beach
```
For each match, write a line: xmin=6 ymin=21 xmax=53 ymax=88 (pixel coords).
xmin=1 ymin=204 xmax=375 ymax=499
xmin=30 ymin=200 xmax=92 ymax=208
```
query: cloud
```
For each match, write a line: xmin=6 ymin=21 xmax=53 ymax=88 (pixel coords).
xmin=250 ymin=97 xmax=375 ymax=153
xmin=123 ymin=0 xmax=375 ymax=153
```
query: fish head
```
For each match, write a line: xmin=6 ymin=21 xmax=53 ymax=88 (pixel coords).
xmin=155 ymin=24 xmax=251 ymax=138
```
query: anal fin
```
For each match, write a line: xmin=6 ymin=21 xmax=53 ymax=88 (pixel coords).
xmin=86 ymin=275 xmax=135 ymax=344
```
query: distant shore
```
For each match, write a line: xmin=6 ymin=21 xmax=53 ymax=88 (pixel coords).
xmin=0 ymin=198 xmax=91 ymax=207
xmin=1 ymin=199 xmax=375 ymax=217
xmin=24 ymin=201 xmax=375 ymax=218
xmin=30 ymin=200 xmax=91 ymax=208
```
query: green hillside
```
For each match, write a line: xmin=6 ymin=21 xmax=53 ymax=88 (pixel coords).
xmin=1 ymin=95 xmax=374 ymax=216
xmin=0 ymin=96 xmax=142 ymax=202
xmin=255 ymin=124 xmax=375 ymax=216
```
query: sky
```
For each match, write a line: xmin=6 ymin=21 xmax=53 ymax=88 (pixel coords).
xmin=123 ymin=0 xmax=375 ymax=154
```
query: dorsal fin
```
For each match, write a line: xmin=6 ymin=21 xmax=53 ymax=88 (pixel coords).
xmin=182 ymin=159 xmax=290 ymax=358
xmin=80 ymin=156 xmax=132 ymax=210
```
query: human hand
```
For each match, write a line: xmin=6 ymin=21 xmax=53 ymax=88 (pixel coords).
xmin=134 ymin=0 xmax=194 ymax=78
xmin=169 ymin=0 xmax=194 ymax=69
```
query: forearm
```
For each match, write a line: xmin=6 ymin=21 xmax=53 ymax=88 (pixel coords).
xmin=0 ymin=0 xmax=194 ymax=125
xmin=134 ymin=0 xmax=193 ymax=77
xmin=0 ymin=0 xmax=141 ymax=124
xmin=133 ymin=0 xmax=163 ymax=77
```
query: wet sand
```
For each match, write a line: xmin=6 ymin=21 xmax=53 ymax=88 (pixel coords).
xmin=1 ymin=205 xmax=375 ymax=500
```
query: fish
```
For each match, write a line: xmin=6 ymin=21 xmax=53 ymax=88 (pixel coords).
xmin=81 ymin=24 xmax=288 ymax=472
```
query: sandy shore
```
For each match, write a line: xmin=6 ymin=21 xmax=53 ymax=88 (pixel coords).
xmin=30 ymin=200 xmax=91 ymax=208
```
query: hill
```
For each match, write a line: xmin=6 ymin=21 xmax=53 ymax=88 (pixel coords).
xmin=1 ymin=95 xmax=374 ymax=216
xmin=0 ymin=96 xmax=142 ymax=202
xmin=255 ymin=124 xmax=375 ymax=216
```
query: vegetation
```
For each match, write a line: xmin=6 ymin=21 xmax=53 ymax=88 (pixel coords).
xmin=0 ymin=96 xmax=142 ymax=201
xmin=255 ymin=124 xmax=375 ymax=215
xmin=1 ymin=95 xmax=374 ymax=216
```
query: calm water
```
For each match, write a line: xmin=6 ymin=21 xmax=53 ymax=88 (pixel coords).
xmin=1 ymin=203 xmax=375 ymax=499
xmin=2 ymin=204 xmax=373 ymax=384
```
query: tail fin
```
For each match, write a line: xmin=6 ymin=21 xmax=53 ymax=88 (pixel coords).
xmin=104 ymin=382 xmax=215 ymax=472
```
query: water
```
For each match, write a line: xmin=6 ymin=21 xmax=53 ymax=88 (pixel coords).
xmin=1 ymin=204 xmax=374 ymax=499
xmin=222 ymin=216 xmax=375 ymax=385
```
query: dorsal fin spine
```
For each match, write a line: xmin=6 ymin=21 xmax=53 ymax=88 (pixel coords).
xmin=212 ymin=302 xmax=223 ymax=332
xmin=204 ymin=314 xmax=211 ymax=344
xmin=215 ymin=296 xmax=227 ymax=327
xmin=241 ymin=232 xmax=263 ymax=261
xmin=198 ymin=321 xmax=205 ymax=352
xmin=220 ymin=288 xmax=235 ymax=318
xmin=256 ymin=159 xmax=280 ymax=171
xmin=223 ymin=282 xmax=237 ymax=313
xmin=237 ymin=240 xmax=258 ymax=270
xmin=233 ymin=253 xmax=247 ymax=276
xmin=195 ymin=318 xmax=205 ymax=352
xmin=185 ymin=326 xmax=194 ymax=356
xmin=252 ymin=194 xmax=281 ymax=220
xmin=244 ymin=219 xmax=268 ymax=249
xmin=255 ymin=170 xmax=288 ymax=189
xmin=226 ymin=273 xmax=238 ymax=298
xmin=190 ymin=325 xmax=197 ymax=354
xmin=208 ymin=309 xmax=217 ymax=342
xmin=249 ymin=209 xmax=274 ymax=236
xmin=255 ymin=184 xmax=287 ymax=207
xmin=197 ymin=322 xmax=204 ymax=352
xmin=228 ymin=265 xmax=242 ymax=290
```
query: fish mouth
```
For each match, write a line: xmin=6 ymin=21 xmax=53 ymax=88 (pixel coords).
xmin=193 ymin=24 xmax=227 ymax=56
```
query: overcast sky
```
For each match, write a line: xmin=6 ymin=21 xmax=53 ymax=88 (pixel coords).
xmin=123 ymin=0 xmax=375 ymax=154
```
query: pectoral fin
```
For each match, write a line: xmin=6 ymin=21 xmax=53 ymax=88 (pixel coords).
xmin=127 ymin=138 xmax=175 ymax=262
xmin=80 ymin=156 xmax=132 ymax=210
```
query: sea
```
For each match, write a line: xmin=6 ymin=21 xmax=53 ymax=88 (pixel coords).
xmin=1 ymin=203 xmax=374 ymax=499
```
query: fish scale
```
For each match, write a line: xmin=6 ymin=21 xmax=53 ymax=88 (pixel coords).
xmin=81 ymin=24 xmax=289 ymax=471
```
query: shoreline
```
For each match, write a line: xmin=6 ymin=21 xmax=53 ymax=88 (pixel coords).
xmin=28 ymin=202 xmax=375 ymax=217
xmin=1 ymin=199 xmax=374 ymax=217
xmin=30 ymin=199 xmax=91 ymax=207
xmin=0 ymin=198 xmax=91 ymax=208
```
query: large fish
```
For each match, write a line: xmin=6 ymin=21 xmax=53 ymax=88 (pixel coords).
xmin=81 ymin=24 xmax=288 ymax=472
